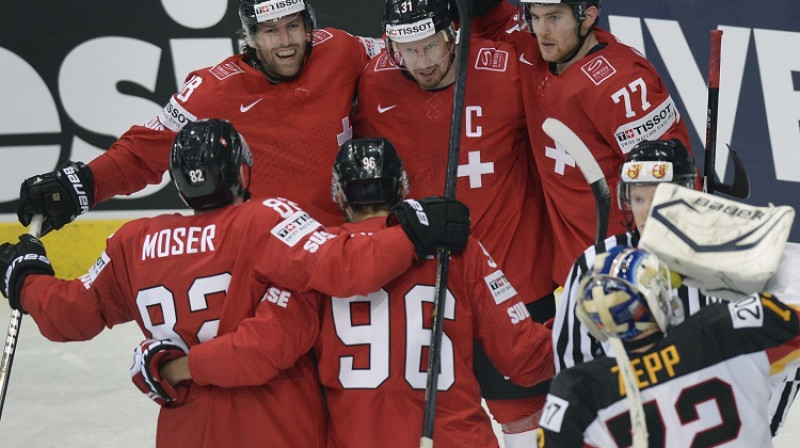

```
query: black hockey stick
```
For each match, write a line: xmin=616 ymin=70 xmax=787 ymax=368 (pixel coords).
xmin=541 ymin=118 xmax=610 ymax=244
xmin=421 ymin=0 xmax=471 ymax=446
xmin=0 ymin=214 xmax=43 ymax=422
xmin=704 ymin=30 xmax=750 ymax=199
xmin=542 ymin=118 xmax=648 ymax=447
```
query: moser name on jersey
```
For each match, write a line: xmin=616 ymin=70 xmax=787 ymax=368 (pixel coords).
xmin=614 ymin=98 xmax=679 ymax=153
xmin=254 ymin=0 xmax=305 ymax=23
xmin=386 ymin=19 xmax=436 ymax=43
xmin=611 ymin=344 xmax=680 ymax=394
xmin=142 ymin=225 xmax=216 ymax=260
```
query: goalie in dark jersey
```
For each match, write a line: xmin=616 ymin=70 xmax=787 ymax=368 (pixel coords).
xmin=539 ymin=247 xmax=800 ymax=447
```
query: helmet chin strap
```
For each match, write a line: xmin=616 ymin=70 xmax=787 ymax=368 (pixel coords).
xmin=555 ymin=23 xmax=591 ymax=65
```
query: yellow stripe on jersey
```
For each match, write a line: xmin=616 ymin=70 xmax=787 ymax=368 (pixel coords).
xmin=0 ymin=220 xmax=129 ymax=280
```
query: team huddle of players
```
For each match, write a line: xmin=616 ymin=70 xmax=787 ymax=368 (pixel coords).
xmin=2 ymin=1 xmax=799 ymax=447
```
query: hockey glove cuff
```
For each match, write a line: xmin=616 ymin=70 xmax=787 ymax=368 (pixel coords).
xmin=0 ymin=234 xmax=55 ymax=311
xmin=388 ymin=196 xmax=470 ymax=259
xmin=17 ymin=161 xmax=94 ymax=236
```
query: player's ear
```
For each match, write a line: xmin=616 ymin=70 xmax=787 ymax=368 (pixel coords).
xmin=582 ymin=6 xmax=599 ymax=32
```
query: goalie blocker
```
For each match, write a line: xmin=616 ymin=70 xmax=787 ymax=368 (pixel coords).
xmin=639 ymin=183 xmax=795 ymax=301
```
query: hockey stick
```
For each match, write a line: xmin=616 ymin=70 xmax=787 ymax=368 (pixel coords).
xmin=704 ymin=30 xmax=750 ymax=199
xmin=541 ymin=118 xmax=610 ymax=243
xmin=0 ymin=214 xmax=43 ymax=422
xmin=542 ymin=118 xmax=648 ymax=447
xmin=420 ymin=0 xmax=471 ymax=446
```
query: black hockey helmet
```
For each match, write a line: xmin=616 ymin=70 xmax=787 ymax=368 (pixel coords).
xmin=331 ymin=137 xmax=409 ymax=208
xmin=239 ymin=0 xmax=317 ymax=47
xmin=618 ymin=138 xmax=697 ymax=209
xmin=170 ymin=119 xmax=253 ymax=211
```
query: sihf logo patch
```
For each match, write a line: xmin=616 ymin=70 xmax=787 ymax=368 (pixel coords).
xmin=475 ymin=48 xmax=509 ymax=72
xmin=271 ymin=211 xmax=320 ymax=247
xmin=208 ymin=61 xmax=244 ymax=81
xmin=80 ymin=250 xmax=110 ymax=289
xmin=484 ymin=270 xmax=517 ymax=305
xmin=581 ymin=55 xmax=617 ymax=85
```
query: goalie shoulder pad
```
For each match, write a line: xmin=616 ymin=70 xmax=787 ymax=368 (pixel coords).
xmin=639 ymin=183 xmax=795 ymax=301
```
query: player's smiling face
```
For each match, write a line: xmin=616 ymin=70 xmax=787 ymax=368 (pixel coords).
xmin=527 ymin=4 xmax=581 ymax=63
xmin=252 ymin=13 xmax=308 ymax=81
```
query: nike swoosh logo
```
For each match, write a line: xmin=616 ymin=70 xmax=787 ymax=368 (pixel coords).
xmin=519 ymin=53 xmax=534 ymax=66
xmin=377 ymin=104 xmax=397 ymax=114
xmin=240 ymin=98 xmax=263 ymax=113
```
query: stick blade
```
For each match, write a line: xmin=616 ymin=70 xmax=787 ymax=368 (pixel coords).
xmin=542 ymin=118 xmax=604 ymax=184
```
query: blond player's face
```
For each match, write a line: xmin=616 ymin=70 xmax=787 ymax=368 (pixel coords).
xmin=527 ymin=4 xmax=581 ymax=63
xmin=629 ymin=184 xmax=658 ymax=233
xmin=393 ymin=32 xmax=455 ymax=90
xmin=252 ymin=14 xmax=308 ymax=80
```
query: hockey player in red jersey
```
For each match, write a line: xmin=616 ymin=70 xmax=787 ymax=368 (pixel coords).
xmin=0 ymin=120 xmax=470 ymax=447
xmin=316 ymin=137 xmax=554 ymax=448
xmin=353 ymin=2 xmax=556 ymax=443
xmin=539 ymin=247 xmax=800 ymax=447
xmin=16 ymin=0 xmax=384 ymax=233
xmin=470 ymin=0 xmax=692 ymax=285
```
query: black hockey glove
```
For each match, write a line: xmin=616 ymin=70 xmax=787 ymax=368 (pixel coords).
xmin=17 ymin=161 xmax=94 ymax=236
xmin=388 ymin=196 xmax=470 ymax=259
xmin=0 ymin=234 xmax=55 ymax=311
xmin=130 ymin=339 xmax=189 ymax=407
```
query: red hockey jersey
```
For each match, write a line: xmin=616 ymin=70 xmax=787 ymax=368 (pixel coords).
xmin=20 ymin=198 xmax=414 ymax=448
xmin=354 ymin=38 xmax=555 ymax=301
xmin=315 ymin=217 xmax=554 ymax=448
xmin=89 ymin=29 xmax=380 ymax=226
xmin=474 ymin=2 xmax=691 ymax=284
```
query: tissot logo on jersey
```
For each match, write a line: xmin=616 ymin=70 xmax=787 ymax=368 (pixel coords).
xmin=147 ymin=97 xmax=197 ymax=132
xmin=271 ymin=211 xmax=319 ymax=247
xmin=484 ymin=270 xmax=517 ymax=305
xmin=254 ymin=0 xmax=305 ymax=23
xmin=385 ymin=18 xmax=435 ymax=43
xmin=614 ymin=97 xmax=679 ymax=153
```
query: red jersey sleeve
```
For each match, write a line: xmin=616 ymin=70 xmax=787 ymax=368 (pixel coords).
xmin=20 ymin=233 xmax=138 ymax=342
xmin=88 ymin=125 xmax=175 ymax=203
xmin=464 ymin=240 xmax=554 ymax=387
xmin=188 ymin=285 xmax=322 ymax=388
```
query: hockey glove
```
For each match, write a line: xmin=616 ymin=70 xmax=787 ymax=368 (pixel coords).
xmin=130 ymin=339 xmax=189 ymax=406
xmin=388 ymin=196 xmax=470 ymax=259
xmin=0 ymin=234 xmax=55 ymax=311
xmin=17 ymin=161 xmax=94 ymax=236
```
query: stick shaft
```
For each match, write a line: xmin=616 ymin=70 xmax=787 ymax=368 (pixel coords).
xmin=421 ymin=0 xmax=472 ymax=444
xmin=703 ymin=30 xmax=723 ymax=194
xmin=0 ymin=214 xmax=43 ymax=422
